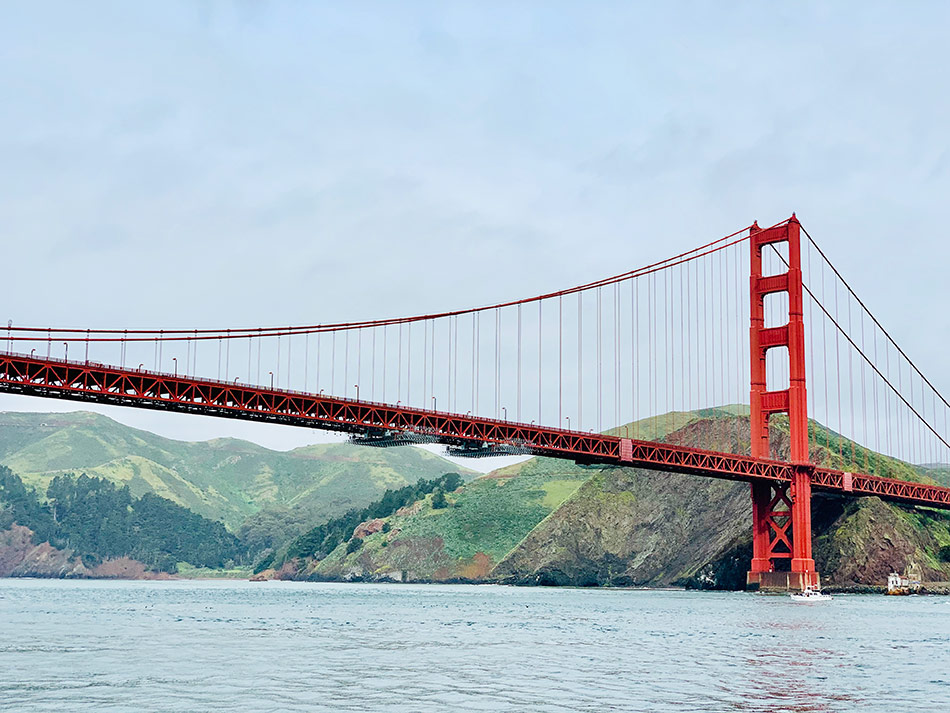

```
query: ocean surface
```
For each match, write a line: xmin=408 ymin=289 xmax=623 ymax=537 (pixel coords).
xmin=0 ymin=579 xmax=947 ymax=712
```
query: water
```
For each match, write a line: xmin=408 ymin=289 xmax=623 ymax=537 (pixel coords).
xmin=0 ymin=580 xmax=947 ymax=712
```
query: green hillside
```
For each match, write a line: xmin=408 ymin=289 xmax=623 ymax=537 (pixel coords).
xmin=288 ymin=407 xmax=950 ymax=588
xmin=0 ymin=412 xmax=476 ymax=530
xmin=295 ymin=456 xmax=590 ymax=581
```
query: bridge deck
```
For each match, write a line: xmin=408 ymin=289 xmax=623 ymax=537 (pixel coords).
xmin=2 ymin=352 xmax=949 ymax=509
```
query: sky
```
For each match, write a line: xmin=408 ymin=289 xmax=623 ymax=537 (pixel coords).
xmin=2 ymin=2 xmax=949 ymax=468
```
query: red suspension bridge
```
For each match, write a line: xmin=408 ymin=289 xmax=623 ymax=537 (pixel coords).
xmin=3 ymin=215 xmax=950 ymax=590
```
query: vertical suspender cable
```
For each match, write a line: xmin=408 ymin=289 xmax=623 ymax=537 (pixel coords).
xmin=720 ymin=247 xmax=726 ymax=411
xmin=847 ymin=294 xmax=855 ymax=464
xmin=494 ymin=309 xmax=500 ymax=418
xmin=286 ymin=331 xmax=292 ymax=389
xmin=448 ymin=317 xmax=453 ymax=410
xmin=475 ymin=313 xmax=480 ymax=415
xmin=454 ymin=315 xmax=459 ymax=412
xmin=647 ymin=273 xmax=657 ymax=434
xmin=597 ymin=287 xmax=604 ymax=433
xmin=694 ymin=259 xmax=700 ymax=410
xmin=538 ymin=300 xmax=542 ymax=425
xmin=679 ymin=263 xmax=686 ymax=419
xmin=669 ymin=267 xmax=674 ymax=433
xmin=807 ymin=243 xmax=816 ymax=459
xmin=517 ymin=304 xmax=522 ymax=421
xmin=559 ymin=294 xmax=563 ymax=428
xmin=469 ymin=312 xmax=478 ymax=415
xmin=615 ymin=283 xmax=620 ymax=429
xmin=734 ymin=242 xmax=743 ymax=452
xmin=630 ymin=278 xmax=636 ymax=436
xmin=835 ymin=283 xmax=843 ymax=460
xmin=663 ymin=269 xmax=669 ymax=436
xmin=578 ymin=292 xmax=583 ymax=431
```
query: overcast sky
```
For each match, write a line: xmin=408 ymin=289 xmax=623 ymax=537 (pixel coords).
xmin=2 ymin=2 xmax=949 ymax=467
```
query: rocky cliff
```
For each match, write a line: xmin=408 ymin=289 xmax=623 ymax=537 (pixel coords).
xmin=0 ymin=524 xmax=173 ymax=579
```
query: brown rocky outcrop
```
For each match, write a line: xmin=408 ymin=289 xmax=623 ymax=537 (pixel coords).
xmin=353 ymin=518 xmax=385 ymax=539
xmin=0 ymin=525 xmax=172 ymax=579
xmin=0 ymin=525 xmax=37 ymax=576
xmin=0 ymin=525 xmax=88 ymax=578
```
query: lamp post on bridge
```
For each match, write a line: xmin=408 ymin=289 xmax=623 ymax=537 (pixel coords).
xmin=63 ymin=343 xmax=68 ymax=361
xmin=269 ymin=371 xmax=274 ymax=389
xmin=354 ymin=384 xmax=359 ymax=400
xmin=502 ymin=406 xmax=507 ymax=421
xmin=30 ymin=349 xmax=35 ymax=359
xmin=432 ymin=396 xmax=437 ymax=411
xmin=565 ymin=416 xmax=570 ymax=430
xmin=172 ymin=357 xmax=177 ymax=377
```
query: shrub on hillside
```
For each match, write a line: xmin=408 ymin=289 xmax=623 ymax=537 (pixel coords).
xmin=431 ymin=489 xmax=448 ymax=509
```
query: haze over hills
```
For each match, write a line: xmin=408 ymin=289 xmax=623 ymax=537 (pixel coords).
xmin=0 ymin=411 xmax=476 ymax=531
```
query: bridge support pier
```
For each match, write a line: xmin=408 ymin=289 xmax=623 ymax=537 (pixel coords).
xmin=746 ymin=216 xmax=820 ymax=591
xmin=746 ymin=469 xmax=819 ymax=591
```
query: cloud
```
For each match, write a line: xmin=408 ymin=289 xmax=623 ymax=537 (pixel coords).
xmin=2 ymin=2 xmax=950 ymax=448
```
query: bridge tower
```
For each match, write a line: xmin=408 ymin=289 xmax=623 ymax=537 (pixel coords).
xmin=747 ymin=215 xmax=819 ymax=591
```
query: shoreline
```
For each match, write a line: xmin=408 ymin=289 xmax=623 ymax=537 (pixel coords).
xmin=5 ymin=573 xmax=949 ymax=594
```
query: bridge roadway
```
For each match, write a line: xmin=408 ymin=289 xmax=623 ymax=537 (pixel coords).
xmin=2 ymin=351 xmax=949 ymax=510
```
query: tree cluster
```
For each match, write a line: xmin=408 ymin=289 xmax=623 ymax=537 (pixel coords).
xmin=1 ymin=466 xmax=244 ymax=572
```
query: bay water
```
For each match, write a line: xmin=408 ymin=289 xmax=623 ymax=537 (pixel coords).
xmin=1 ymin=579 xmax=948 ymax=712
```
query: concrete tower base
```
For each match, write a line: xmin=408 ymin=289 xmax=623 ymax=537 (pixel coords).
xmin=747 ymin=571 xmax=821 ymax=592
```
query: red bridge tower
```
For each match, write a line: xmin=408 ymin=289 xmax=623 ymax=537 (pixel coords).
xmin=747 ymin=216 xmax=819 ymax=591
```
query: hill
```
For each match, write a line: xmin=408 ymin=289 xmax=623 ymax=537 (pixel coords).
xmin=0 ymin=466 xmax=244 ymax=577
xmin=288 ymin=456 xmax=591 ymax=581
xmin=0 ymin=411 xmax=476 ymax=531
xmin=285 ymin=408 xmax=950 ymax=588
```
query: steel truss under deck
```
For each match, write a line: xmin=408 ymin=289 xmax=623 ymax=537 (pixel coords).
xmin=2 ymin=351 xmax=949 ymax=510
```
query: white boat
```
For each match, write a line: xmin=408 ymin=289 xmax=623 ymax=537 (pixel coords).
xmin=790 ymin=585 xmax=832 ymax=602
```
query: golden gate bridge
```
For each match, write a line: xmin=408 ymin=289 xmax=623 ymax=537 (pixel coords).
xmin=3 ymin=215 xmax=950 ymax=590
